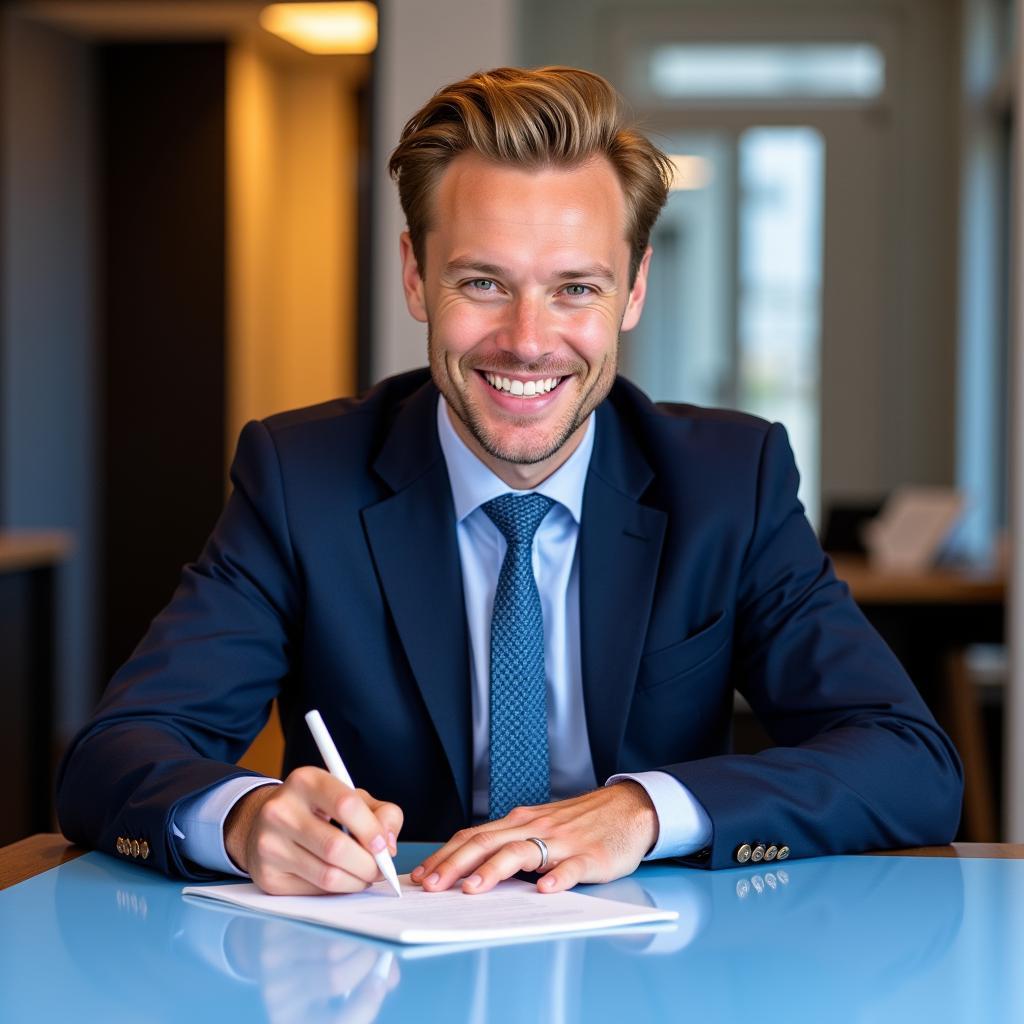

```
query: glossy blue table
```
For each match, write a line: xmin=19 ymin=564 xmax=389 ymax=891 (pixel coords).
xmin=2 ymin=844 xmax=1023 ymax=1022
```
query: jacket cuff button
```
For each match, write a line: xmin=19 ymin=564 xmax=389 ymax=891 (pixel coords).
xmin=735 ymin=843 xmax=752 ymax=864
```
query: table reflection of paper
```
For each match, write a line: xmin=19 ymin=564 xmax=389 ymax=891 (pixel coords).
xmin=183 ymin=874 xmax=678 ymax=945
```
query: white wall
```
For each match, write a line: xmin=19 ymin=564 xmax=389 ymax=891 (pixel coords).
xmin=371 ymin=0 xmax=516 ymax=381
xmin=1 ymin=14 xmax=97 ymax=731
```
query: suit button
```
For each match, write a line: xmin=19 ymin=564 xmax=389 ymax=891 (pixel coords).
xmin=735 ymin=843 xmax=752 ymax=864
xmin=116 ymin=837 xmax=124 ymax=854
xmin=140 ymin=841 xmax=150 ymax=860
xmin=131 ymin=839 xmax=140 ymax=858
xmin=764 ymin=845 xmax=778 ymax=862
xmin=751 ymin=844 xmax=766 ymax=863
xmin=777 ymin=846 xmax=790 ymax=860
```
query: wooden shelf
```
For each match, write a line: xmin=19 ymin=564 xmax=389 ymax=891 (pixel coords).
xmin=0 ymin=531 xmax=73 ymax=573
xmin=830 ymin=555 xmax=1005 ymax=605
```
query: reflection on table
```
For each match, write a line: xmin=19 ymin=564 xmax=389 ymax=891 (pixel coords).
xmin=3 ymin=841 xmax=1020 ymax=1023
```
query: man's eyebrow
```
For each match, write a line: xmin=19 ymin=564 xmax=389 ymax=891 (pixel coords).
xmin=442 ymin=258 xmax=508 ymax=277
xmin=442 ymin=258 xmax=617 ymax=282
xmin=553 ymin=264 xmax=616 ymax=283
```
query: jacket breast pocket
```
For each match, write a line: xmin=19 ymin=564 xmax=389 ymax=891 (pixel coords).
xmin=637 ymin=611 xmax=731 ymax=693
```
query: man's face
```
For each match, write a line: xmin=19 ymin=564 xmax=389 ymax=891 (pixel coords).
xmin=400 ymin=153 xmax=651 ymax=484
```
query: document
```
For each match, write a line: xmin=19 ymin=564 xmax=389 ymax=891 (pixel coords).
xmin=182 ymin=874 xmax=678 ymax=945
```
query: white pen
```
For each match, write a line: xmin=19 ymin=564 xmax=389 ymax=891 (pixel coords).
xmin=304 ymin=709 xmax=402 ymax=898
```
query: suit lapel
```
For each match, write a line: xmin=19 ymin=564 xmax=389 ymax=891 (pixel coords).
xmin=579 ymin=397 xmax=667 ymax=782
xmin=361 ymin=383 xmax=472 ymax=818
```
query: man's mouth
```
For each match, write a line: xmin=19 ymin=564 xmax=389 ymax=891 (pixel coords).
xmin=481 ymin=372 xmax=565 ymax=397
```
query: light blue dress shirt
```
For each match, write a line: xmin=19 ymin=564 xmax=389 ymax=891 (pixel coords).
xmin=172 ymin=398 xmax=711 ymax=875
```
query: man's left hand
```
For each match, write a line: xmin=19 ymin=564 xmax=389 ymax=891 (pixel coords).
xmin=410 ymin=781 xmax=659 ymax=894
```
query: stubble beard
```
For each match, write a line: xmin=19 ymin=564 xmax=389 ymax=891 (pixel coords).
xmin=428 ymin=327 xmax=618 ymax=466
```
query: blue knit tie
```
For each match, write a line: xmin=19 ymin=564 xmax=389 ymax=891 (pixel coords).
xmin=483 ymin=492 xmax=555 ymax=820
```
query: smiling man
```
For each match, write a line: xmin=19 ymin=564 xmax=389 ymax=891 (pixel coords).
xmin=412 ymin=154 xmax=641 ymax=482
xmin=57 ymin=67 xmax=963 ymax=894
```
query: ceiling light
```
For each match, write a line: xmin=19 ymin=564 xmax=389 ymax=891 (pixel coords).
xmin=259 ymin=2 xmax=377 ymax=54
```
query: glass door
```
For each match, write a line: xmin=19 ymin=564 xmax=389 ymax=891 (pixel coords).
xmin=621 ymin=125 xmax=825 ymax=521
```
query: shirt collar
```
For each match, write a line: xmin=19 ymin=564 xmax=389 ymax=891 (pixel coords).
xmin=436 ymin=395 xmax=595 ymax=524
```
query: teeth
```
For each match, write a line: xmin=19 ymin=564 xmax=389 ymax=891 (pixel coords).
xmin=484 ymin=373 xmax=561 ymax=396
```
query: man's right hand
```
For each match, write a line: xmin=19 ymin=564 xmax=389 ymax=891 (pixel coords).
xmin=223 ymin=766 xmax=404 ymax=895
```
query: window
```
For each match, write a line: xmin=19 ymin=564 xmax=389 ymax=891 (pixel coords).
xmin=649 ymin=43 xmax=885 ymax=101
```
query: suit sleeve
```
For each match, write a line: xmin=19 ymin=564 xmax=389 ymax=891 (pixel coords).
xmin=663 ymin=422 xmax=964 ymax=868
xmin=55 ymin=419 xmax=302 ymax=880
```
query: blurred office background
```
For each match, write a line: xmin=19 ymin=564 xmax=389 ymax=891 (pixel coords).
xmin=0 ymin=0 xmax=1021 ymax=846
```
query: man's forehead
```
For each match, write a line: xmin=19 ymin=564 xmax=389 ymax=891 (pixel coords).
xmin=434 ymin=153 xmax=624 ymax=211
xmin=426 ymin=153 xmax=631 ymax=259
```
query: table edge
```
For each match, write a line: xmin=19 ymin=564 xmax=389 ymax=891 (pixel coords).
xmin=0 ymin=834 xmax=87 ymax=890
xmin=3 ymin=836 xmax=1024 ymax=891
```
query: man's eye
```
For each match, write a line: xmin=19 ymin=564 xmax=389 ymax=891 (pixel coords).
xmin=563 ymin=284 xmax=592 ymax=297
xmin=468 ymin=279 xmax=496 ymax=292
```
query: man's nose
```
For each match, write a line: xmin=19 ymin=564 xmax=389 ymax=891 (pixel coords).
xmin=497 ymin=296 xmax=550 ymax=362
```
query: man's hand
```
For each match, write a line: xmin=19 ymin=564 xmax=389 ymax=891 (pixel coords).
xmin=410 ymin=781 xmax=658 ymax=895
xmin=224 ymin=767 xmax=404 ymax=895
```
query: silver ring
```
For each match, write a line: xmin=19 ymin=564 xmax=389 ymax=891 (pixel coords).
xmin=526 ymin=836 xmax=549 ymax=871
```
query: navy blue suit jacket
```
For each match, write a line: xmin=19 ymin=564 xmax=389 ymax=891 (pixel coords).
xmin=56 ymin=370 xmax=963 ymax=878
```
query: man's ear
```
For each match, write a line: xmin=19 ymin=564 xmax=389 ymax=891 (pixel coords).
xmin=400 ymin=231 xmax=428 ymax=323
xmin=620 ymin=246 xmax=652 ymax=333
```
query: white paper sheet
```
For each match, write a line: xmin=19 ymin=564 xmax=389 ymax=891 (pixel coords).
xmin=182 ymin=874 xmax=678 ymax=945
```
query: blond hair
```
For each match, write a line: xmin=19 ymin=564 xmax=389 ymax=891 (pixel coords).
xmin=388 ymin=66 xmax=673 ymax=283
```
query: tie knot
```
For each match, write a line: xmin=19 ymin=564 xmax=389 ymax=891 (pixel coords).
xmin=483 ymin=493 xmax=555 ymax=547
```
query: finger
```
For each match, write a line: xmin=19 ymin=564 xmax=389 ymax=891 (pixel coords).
xmin=253 ymin=828 xmax=373 ymax=894
xmin=461 ymin=839 xmax=553 ymax=895
xmin=421 ymin=826 xmax=531 ymax=891
xmin=292 ymin=769 xmax=392 ymax=864
xmin=250 ymin=867 xmax=332 ymax=897
xmin=287 ymin=840 xmax=377 ymax=894
xmin=361 ymin=794 xmax=404 ymax=855
xmin=259 ymin=787 xmax=379 ymax=884
xmin=536 ymin=853 xmax=592 ymax=893
xmin=411 ymin=815 xmax=534 ymax=883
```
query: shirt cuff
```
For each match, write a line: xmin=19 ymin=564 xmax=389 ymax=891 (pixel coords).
xmin=172 ymin=776 xmax=281 ymax=877
xmin=606 ymin=771 xmax=713 ymax=860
